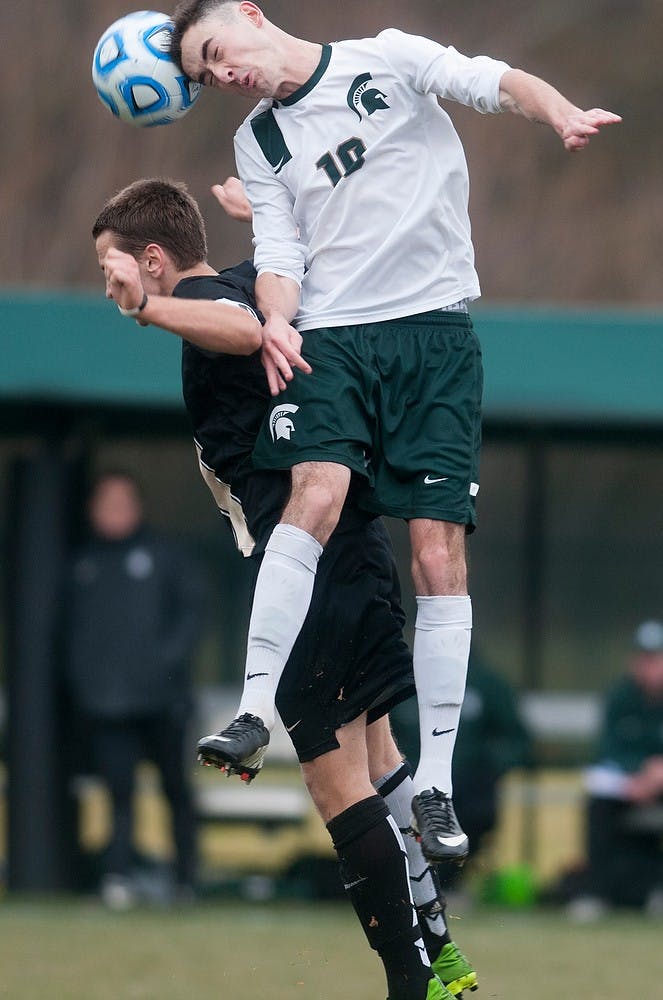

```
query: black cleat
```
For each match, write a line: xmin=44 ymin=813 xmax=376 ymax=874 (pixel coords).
xmin=197 ymin=713 xmax=270 ymax=783
xmin=411 ymin=788 xmax=469 ymax=865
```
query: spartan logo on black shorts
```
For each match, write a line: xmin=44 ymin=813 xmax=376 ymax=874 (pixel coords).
xmin=269 ymin=403 xmax=299 ymax=442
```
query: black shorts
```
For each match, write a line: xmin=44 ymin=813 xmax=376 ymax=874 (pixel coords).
xmin=248 ymin=513 xmax=415 ymax=763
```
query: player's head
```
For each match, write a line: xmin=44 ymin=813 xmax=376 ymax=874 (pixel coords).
xmin=630 ymin=620 xmax=663 ymax=699
xmin=171 ymin=0 xmax=242 ymax=65
xmin=171 ymin=1 xmax=282 ymax=99
xmin=92 ymin=178 xmax=207 ymax=269
xmin=88 ymin=470 xmax=144 ymax=541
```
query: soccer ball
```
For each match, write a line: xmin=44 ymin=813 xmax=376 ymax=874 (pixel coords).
xmin=92 ymin=10 xmax=201 ymax=127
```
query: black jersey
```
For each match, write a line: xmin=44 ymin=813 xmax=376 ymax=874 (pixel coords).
xmin=175 ymin=261 xmax=289 ymax=555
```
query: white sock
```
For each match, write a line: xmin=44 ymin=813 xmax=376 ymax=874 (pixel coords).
xmin=236 ymin=524 xmax=323 ymax=729
xmin=374 ymin=762 xmax=448 ymax=938
xmin=412 ymin=595 xmax=472 ymax=795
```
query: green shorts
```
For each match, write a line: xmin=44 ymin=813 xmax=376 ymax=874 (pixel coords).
xmin=251 ymin=309 xmax=483 ymax=525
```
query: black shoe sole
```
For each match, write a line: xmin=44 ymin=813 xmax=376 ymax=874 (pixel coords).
xmin=197 ymin=739 xmax=266 ymax=783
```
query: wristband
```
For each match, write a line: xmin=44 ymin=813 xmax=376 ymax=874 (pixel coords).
xmin=117 ymin=292 xmax=148 ymax=318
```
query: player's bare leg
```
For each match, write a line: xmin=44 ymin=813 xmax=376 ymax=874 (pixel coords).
xmin=197 ymin=462 xmax=349 ymax=779
xmin=302 ymin=715 xmax=452 ymax=1000
xmin=408 ymin=519 xmax=472 ymax=864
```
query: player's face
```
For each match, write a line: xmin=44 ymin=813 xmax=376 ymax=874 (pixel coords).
xmin=631 ymin=652 xmax=663 ymax=699
xmin=180 ymin=8 xmax=280 ymax=99
xmin=95 ymin=232 xmax=163 ymax=297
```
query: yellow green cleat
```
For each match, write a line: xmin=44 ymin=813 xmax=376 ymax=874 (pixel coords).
xmin=432 ymin=941 xmax=478 ymax=996
xmin=426 ymin=975 xmax=456 ymax=1000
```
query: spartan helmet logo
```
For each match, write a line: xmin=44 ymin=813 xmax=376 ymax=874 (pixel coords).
xmin=347 ymin=72 xmax=389 ymax=121
xmin=269 ymin=403 xmax=299 ymax=442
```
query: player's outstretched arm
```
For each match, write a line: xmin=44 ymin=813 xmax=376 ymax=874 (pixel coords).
xmin=101 ymin=246 xmax=261 ymax=355
xmin=499 ymin=68 xmax=621 ymax=151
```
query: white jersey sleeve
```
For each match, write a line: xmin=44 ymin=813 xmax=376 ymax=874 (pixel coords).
xmin=376 ymin=28 xmax=509 ymax=114
xmin=234 ymin=114 xmax=306 ymax=286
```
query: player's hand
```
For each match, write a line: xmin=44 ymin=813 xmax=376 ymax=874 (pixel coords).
xmin=560 ymin=108 xmax=621 ymax=152
xmin=625 ymin=773 xmax=658 ymax=804
xmin=625 ymin=757 xmax=663 ymax=802
xmin=260 ymin=315 xmax=312 ymax=395
xmin=211 ymin=177 xmax=253 ymax=223
xmin=641 ymin=756 xmax=663 ymax=795
xmin=102 ymin=246 xmax=147 ymax=314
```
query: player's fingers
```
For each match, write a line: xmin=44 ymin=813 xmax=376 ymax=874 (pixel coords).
xmin=278 ymin=333 xmax=312 ymax=374
xmin=566 ymin=118 xmax=600 ymax=136
xmin=263 ymin=343 xmax=294 ymax=382
xmin=223 ymin=176 xmax=244 ymax=196
xmin=107 ymin=274 xmax=124 ymax=297
xmin=211 ymin=184 xmax=230 ymax=210
xmin=563 ymin=109 xmax=621 ymax=149
xmin=586 ymin=108 xmax=622 ymax=124
xmin=291 ymin=354 xmax=312 ymax=375
xmin=262 ymin=354 xmax=286 ymax=395
xmin=565 ymin=135 xmax=590 ymax=152
xmin=563 ymin=123 xmax=598 ymax=151
xmin=278 ymin=341 xmax=312 ymax=374
xmin=211 ymin=179 xmax=251 ymax=221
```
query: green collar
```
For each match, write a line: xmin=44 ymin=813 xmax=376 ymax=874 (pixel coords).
xmin=278 ymin=44 xmax=331 ymax=106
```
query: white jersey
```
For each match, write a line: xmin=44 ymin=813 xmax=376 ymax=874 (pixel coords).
xmin=234 ymin=29 xmax=510 ymax=331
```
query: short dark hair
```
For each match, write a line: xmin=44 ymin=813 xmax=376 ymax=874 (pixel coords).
xmin=92 ymin=178 xmax=207 ymax=269
xmin=170 ymin=0 xmax=241 ymax=72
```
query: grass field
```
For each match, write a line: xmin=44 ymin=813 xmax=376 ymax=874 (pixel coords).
xmin=0 ymin=899 xmax=659 ymax=999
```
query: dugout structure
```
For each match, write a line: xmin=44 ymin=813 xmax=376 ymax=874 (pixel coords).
xmin=0 ymin=293 xmax=661 ymax=889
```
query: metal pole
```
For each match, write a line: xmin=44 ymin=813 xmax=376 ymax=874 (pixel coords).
xmin=6 ymin=447 xmax=74 ymax=891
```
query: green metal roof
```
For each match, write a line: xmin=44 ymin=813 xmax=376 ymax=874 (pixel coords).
xmin=2 ymin=291 xmax=661 ymax=425
xmin=474 ymin=305 xmax=662 ymax=425
xmin=1 ymin=291 xmax=182 ymax=408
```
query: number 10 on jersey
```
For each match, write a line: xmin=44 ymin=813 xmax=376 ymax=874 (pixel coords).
xmin=316 ymin=137 xmax=367 ymax=187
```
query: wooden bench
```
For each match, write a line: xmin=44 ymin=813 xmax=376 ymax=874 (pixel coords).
xmin=194 ymin=783 xmax=310 ymax=832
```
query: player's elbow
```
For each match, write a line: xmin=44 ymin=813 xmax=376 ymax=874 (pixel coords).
xmin=238 ymin=322 xmax=262 ymax=354
xmin=225 ymin=315 xmax=262 ymax=355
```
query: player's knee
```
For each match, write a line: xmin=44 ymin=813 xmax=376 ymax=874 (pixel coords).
xmin=301 ymin=762 xmax=337 ymax=821
xmin=287 ymin=477 xmax=344 ymax=543
xmin=366 ymin=719 xmax=403 ymax=783
xmin=411 ymin=540 xmax=466 ymax=594
xmin=302 ymin=759 xmax=370 ymax=825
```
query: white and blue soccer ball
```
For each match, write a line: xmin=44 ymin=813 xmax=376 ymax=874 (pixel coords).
xmin=92 ymin=10 xmax=201 ymax=127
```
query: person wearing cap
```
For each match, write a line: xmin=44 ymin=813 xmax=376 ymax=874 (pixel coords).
xmin=566 ymin=621 xmax=663 ymax=920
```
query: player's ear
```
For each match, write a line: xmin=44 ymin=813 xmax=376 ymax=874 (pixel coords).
xmin=143 ymin=243 xmax=167 ymax=275
xmin=239 ymin=2 xmax=263 ymax=28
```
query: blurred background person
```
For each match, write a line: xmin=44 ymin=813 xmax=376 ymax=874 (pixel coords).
xmin=566 ymin=620 xmax=663 ymax=921
xmin=63 ymin=471 xmax=206 ymax=908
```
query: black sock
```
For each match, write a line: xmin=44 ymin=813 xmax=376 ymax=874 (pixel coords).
xmin=327 ymin=795 xmax=432 ymax=1000
xmin=375 ymin=760 xmax=451 ymax=961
